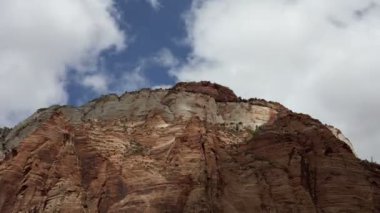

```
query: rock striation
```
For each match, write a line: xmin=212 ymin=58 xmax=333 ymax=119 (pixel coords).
xmin=0 ymin=81 xmax=379 ymax=212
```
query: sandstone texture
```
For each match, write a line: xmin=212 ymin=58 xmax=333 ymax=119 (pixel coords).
xmin=0 ymin=82 xmax=379 ymax=212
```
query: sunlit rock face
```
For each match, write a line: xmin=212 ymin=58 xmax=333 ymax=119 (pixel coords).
xmin=326 ymin=125 xmax=356 ymax=156
xmin=0 ymin=82 xmax=379 ymax=212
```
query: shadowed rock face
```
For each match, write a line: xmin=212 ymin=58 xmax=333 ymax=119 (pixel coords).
xmin=0 ymin=127 xmax=11 ymax=143
xmin=0 ymin=82 xmax=379 ymax=212
xmin=0 ymin=127 xmax=11 ymax=159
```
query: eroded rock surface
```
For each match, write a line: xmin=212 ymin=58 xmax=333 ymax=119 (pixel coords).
xmin=0 ymin=127 xmax=11 ymax=140
xmin=173 ymin=81 xmax=239 ymax=102
xmin=0 ymin=127 xmax=11 ymax=159
xmin=0 ymin=82 xmax=378 ymax=212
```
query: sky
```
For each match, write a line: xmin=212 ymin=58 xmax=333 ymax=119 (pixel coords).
xmin=0 ymin=0 xmax=379 ymax=161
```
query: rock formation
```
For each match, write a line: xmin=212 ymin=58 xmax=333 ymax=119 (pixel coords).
xmin=0 ymin=81 xmax=379 ymax=212
xmin=0 ymin=127 xmax=11 ymax=159
xmin=173 ymin=81 xmax=239 ymax=102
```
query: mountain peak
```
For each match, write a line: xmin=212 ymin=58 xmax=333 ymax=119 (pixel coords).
xmin=0 ymin=81 xmax=379 ymax=212
xmin=173 ymin=81 xmax=238 ymax=102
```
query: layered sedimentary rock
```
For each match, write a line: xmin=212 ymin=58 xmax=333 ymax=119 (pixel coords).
xmin=0 ymin=82 xmax=379 ymax=212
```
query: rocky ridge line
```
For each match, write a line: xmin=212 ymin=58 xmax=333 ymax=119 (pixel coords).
xmin=0 ymin=127 xmax=11 ymax=159
xmin=0 ymin=81 xmax=377 ymax=212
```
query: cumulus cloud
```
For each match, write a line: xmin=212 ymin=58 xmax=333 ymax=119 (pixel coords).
xmin=121 ymin=68 xmax=149 ymax=92
xmin=152 ymin=84 xmax=173 ymax=89
xmin=111 ymin=48 xmax=179 ymax=93
xmin=173 ymin=0 xmax=380 ymax=161
xmin=110 ymin=58 xmax=152 ymax=94
xmin=82 ymin=74 xmax=111 ymax=93
xmin=154 ymin=48 xmax=179 ymax=68
xmin=0 ymin=0 xmax=124 ymax=125
xmin=146 ymin=0 xmax=161 ymax=11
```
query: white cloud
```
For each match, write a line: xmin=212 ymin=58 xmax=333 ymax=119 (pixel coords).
xmin=119 ymin=65 xmax=149 ymax=92
xmin=112 ymin=49 xmax=178 ymax=94
xmin=154 ymin=48 xmax=179 ymax=68
xmin=174 ymin=0 xmax=380 ymax=161
xmin=146 ymin=0 xmax=161 ymax=11
xmin=82 ymin=74 xmax=110 ymax=93
xmin=0 ymin=0 xmax=125 ymax=126
xmin=152 ymin=84 xmax=173 ymax=89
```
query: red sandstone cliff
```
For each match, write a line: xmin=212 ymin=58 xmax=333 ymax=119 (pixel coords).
xmin=0 ymin=82 xmax=378 ymax=212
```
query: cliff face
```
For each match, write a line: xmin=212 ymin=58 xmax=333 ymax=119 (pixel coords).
xmin=0 ymin=82 xmax=379 ymax=213
xmin=0 ymin=127 xmax=11 ymax=159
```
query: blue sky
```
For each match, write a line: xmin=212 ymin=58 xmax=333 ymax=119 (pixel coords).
xmin=67 ymin=0 xmax=192 ymax=105
xmin=0 ymin=0 xmax=380 ymax=161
